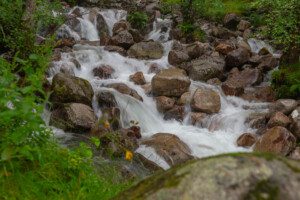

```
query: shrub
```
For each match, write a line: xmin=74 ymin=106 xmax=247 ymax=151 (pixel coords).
xmin=127 ymin=11 xmax=149 ymax=30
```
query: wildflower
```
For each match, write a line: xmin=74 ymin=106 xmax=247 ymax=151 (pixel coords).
xmin=125 ymin=150 xmax=133 ymax=161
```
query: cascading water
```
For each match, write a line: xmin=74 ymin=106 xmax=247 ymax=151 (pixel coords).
xmin=47 ymin=7 xmax=271 ymax=169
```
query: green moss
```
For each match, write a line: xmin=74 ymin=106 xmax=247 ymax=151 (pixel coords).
xmin=245 ymin=180 xmax=279 ymax=200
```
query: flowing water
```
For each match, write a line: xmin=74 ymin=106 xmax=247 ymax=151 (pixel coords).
xmin=47 ymin=7 xmax=271 ymax=169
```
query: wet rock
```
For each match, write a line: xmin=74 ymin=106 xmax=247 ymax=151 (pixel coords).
xmin=142 ymin=133 xmax=193 ymax=167
xmin=129 ymin=71 xmax=146 ymax=85
xmin=155 ymin=96 xmax=175 ymax=113
xmin=128 ymin=41 xmax=164 ymax=59
xmin=289 ymin=147 xmax=300 ymax=160
xmin=168 ymin=50 xmax=190 ymax=66
xmin=152 ymin=68 xmax=191 ymax=97
xmin=246 ymin=113 xmax=267 ymax=129
xmin=110 ymin=30 xmax=134 ymax=49
xmin=237 ymin=20 xmax=251 ymax=31
xmin=117 ymin=153 xmax=300 ymax=200
xmin=129 ymin=29 xmax=144 ymax=43
xmin=112 ymin=20 xmax=130 ymax=35
xmin=188 ymin=55 xmax=225 ymax=82
xmin=104 ymin=45 xmax=127 ymax=56
xmin=93 ymin=64 xmax=115 ymax=79
xmin=223 ymin=13 xmax=240 ymax=30
xmin=70 ymin=58 xmax=81 ymax=69
xmin=96 ymin=91 xmax=117 ymax=108
xmin=49 ymin=73 xmax=94 ymax=107
xmin=273 ymin=99 xmax=298 ymax=115
xmin=267 ymin=112 xmax=292 ymax=128
xmin=236 ymin=133 xmax=257 ymax=147
xmin=186 ymin=42 xmax=206 ymax=59
xmin=254 ymin=126 xmax=296 ymax=156
xmin=95 ymin=11 xmax=109 ymax=38
xmin=50 ymin=103 xmax=97 ymax=133
xmin=222 ymin=68 xmax=262 ymax=96
xmin=215 ymin=43 xmax=234 ymax=55
xmin=148 ymin=63 xmax=161 ymax=74
xmin=100 ymin=33 xmax=111 ymax=46
xmin=164 ymin=106 xmax=185 ymax=121
xmin=257 ymin=55 xmax=278 ymax=72
xmin=59 ymin=64 xmax=75 ymax=76
xmin=141 ymin=83 xmax=152 ymax=95
xmin=290 ymin=107 xmax=300 ymax=139
xmin=225 ymin=47 xmax=250 ymax=69
xmin=107 ymin=83 xmax=143 ymax=101
xmin=136 ymin=153 xmax=163 ymax=172
xmin=191 ymin=88 xmax=221 ymax=114
xmin=241 ymin=86 xmax=276 ymax=102
xmin=178 ymin=92 xmax=192 ymax=105
xmin=190 ymin=112 xmax=208 ymax=126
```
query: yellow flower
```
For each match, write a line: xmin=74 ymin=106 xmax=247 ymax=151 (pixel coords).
xmin=103 ymin=120 xmax=110 ymax=129
xmin=125 ymin=150 xmax=133 ymax=161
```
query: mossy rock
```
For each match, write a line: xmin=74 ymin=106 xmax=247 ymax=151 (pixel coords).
xmin=115 ymin=153 xmax=300 ymax=200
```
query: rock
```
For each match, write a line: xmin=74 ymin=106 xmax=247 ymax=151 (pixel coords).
xmin=155 ymin=96 xmax=175 ymax=113
xmin=289 ymin=147 xmax=300 ymax=160
xmin=254 ymin=126 xmax=296 ymax=156
xmin=152 ymin=68 xmax=191 ymax=97
xmin=136 ymin=153 xmax=163 ymax=172
xmin=141 ymin=133 xmax=193 ymax=167
xmin=129 ymin=29 xmax=144 ymax=43
xmin=273 ymin=99 xmax=298 ymax=115
xmin=257 ymin=55 xmax=278 ymax=72
xmin=186 ymin=42 xmax=205 ymax=59
xmin=101 ymin=107 xmax=121 ymax=131
xmin=190 ymin=112 xmax=208 ymax=126
xmin=117 ymin=153 xmax=300 ymax=200
xmin=110 ymin=30 xmax=134 ymax=49
xmin=290 ymin=107 xmax=300 ymax=139
xmin=55 ymin=38 xmax=76 ymax=48
xmin=59 ymin=64 xmax=75 ymax=76
xmin=241 ymin=86 xmax=276 ymax=102
xmin=112 ymin=20 xmax=130 ymax=35
xmin=267 ymin=112 xmax=292 ymax=128
xmin=164 ymin=106 xmax=185 ymax=121
xmin=96 ymin=91 xmax=117 ymax=108
xmin=168 ymin=50 xmax=190 ymax=66
xmin=223 ymin=13 xmax=240 ymax=30
xmin=141 ymin=83 xmax=152 ymax=95
xmin=236 ymin=133 xmax=257 ymax=147
xmin=211 ymin=26 xmax=236 ymax=39
xmin=188 ymin=55 xmax=225 ymax=82
xmin=129 ymin=71 xmax=146 ymax=85
xmin=243 ymin=28 xmax=252 ymax=39
xmin=222 ymin=68 xmax=262 ymax=96
xmin=238 ymin=40 xmax=251 ymax=52
xmin=207 ymin=78 xmax=222 ymax=86
xmin=246 ymin=113 xmax=267 ymax=129
xmin=225 ymin=47 xmax=250 ymax=69
xmin=50 ymin=103 xmax=97 ymax=133
xmin=93 ymin=64 xmax=115 ymax=79
xmin=148 ymin=63 xmax=161 ymax=74
xmin=215 ymin=43 xmax=234 ymax=55
xmin=107 ymin=83 xmax=143 ymax=101
xmin=128 ymin=41 xmax=164 ymax=59
xmin=104 ymin=45 xmax=127 ymax=56
xmin=95 ymin=12 xmax=109 ymax=38
xmin=191 ymin=88 xmax=221 ymax=114
xmin=49 ymin=73 xmax=94 ymax=107
xmin=237 ymin=20 xmax=251 ymax=31
xmin=170 ymin=27 xmax=184 ymax=40
xmin=178 ymin=92 xmax=192 ymax=105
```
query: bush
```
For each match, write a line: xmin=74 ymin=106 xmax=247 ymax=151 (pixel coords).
xmin=127 ymin=11 xmax=149 ymax=30
xmin=271 ymin=62 xmax=300 ymax=99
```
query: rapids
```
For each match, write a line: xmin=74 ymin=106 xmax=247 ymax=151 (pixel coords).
xmin=46 ymin=7 xmax=271 ymax=169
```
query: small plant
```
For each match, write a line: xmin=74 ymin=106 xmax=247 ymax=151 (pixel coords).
xmin=127 ymin=11 xmax=149 ymax=30
xmin=178 ymin=22 xmax=206 ymax=42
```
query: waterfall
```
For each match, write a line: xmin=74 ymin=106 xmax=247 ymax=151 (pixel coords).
xmin=47 ymin=7 xmax=272 ymax=169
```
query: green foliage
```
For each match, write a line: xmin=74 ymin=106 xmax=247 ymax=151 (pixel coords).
xmin=271 ymin=62 xmax=300 ymax=99
xmin=178 ymin=22 xmax=206 ymax=42
xmin=0 ymin=0 xmax=130 ymax=199
xmin=127 ymin=11 xmax=149 ymax=30
xmin=251 ymin=0 xmax=300 ymax=52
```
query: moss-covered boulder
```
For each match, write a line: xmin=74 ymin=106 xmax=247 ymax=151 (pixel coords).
xmin=116 ymin=153 xmax=300 ymax=200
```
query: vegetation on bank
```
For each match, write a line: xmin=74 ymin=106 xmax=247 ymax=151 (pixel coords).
xmin=0 ymin=0 xmax=130 ymax=199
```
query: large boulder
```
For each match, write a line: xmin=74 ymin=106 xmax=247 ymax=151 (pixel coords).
xmin=128 ymin=41 xmax=164 ymax=59
xmin=152 ymin=68 xmax=191 ymax=97
xmin=225 ymin=47 xmax=250 ymax=69
xmin=49 ymin=73 xmax=94 ymax=107
xmin=107 ymin=83 xmax=143 ymax=101
xmin=188 ymin=55 xmax=225 ymax=81
xmin=49 ymin=103 xmax=97 ymax=133
xmin=110 ymin=30 xmax=134 ymax=49
xmin=117 ymin=153 xmax=300 ymax=200
xmin=191 ymin=88 xmax=221 ymax=114
xmin=254 ymin=126 xmax=296 ymax=156
xmin=141 ymin=133 xmax=193 ymax=167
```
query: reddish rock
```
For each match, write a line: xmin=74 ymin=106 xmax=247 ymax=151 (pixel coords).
xmin=155 ymin=96 xmax=175 ymax=113
xmin=215 ymin=43 xmax=234 ymax=55
xmin=241 ymin=86 xmax=276 ymax=102
xmin=129 ymin=71 xmax=146 ymax=85
xmin=254 ymin=126 xmax=296 ymax=156
xmin=191 ymin=88 xmax=221 ymax=114
xmin=237 ymin=133 xmax=257 ymax=147
xmin=267 ymin=112 xmax=292 ymax=128
xmin=93 ymin=65 xmax=115 ymax=79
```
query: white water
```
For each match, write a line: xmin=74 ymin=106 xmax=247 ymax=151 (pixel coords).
xmin=48 ymin=7 xmax=271 ymax=169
